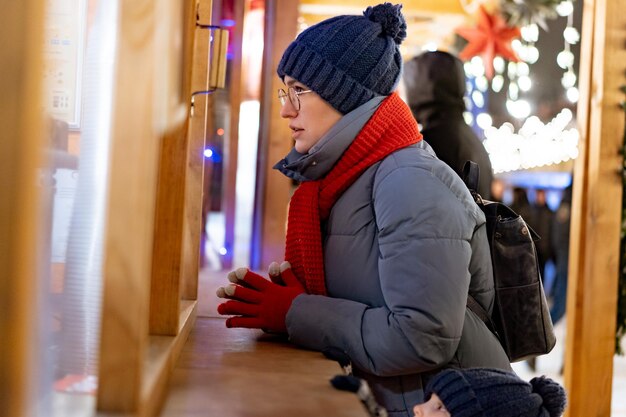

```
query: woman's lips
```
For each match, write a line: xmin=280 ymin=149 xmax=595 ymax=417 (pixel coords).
xmin=290 ymin=126 xmax=303 ymax=138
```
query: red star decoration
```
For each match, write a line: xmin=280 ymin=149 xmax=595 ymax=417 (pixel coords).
xmin=455 ymin=5 xmax=521 ymax=79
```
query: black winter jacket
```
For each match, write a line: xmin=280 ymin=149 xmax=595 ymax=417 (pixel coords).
xmin=404 ymin=51 xmax=494 ymax=199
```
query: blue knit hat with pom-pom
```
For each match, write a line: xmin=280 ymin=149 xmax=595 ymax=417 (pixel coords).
xmin=424 ymin=368 xmax=567 ymax=417
xmin=277 ymin=2 xmax=407 ymax=114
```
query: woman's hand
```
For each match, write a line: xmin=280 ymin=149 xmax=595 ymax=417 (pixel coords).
xmin=216 ymin=262 xmax=305 ymax=333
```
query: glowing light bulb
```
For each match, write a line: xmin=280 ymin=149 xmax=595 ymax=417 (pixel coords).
xmin=508 ymin=82 xmax=519 ymax=100
xmin=464 ymin=62 xmax=473 ymax=75
xmin=526 ymin=46 xmax=539 ymax=64
xmin=492 ymin=75 xmax=504 ymax=93
xmin=472 ymin=90 xmax=485 ymax=108
xmin=501 ymin=122 xmax=515 ymax=134
xmin=563 ymin=27 xmax=580 ymax=44
xmin=561 ymin=71 xmax=577 ymax=88
xmin=518 ymin=75 xmax=532 ymax=92
xmin=556 ymin=1 xmax=574 ymax=16
xmin=507 ymin=62 xmax=517 ymax=79
xmin=557 ymin=50 xmax=575 ymax=69
xmin=493 ymin=57 xmax=505 ymax=74
xmin=470 ymin=56 xmax=485 ymax=77
xmin=521 ymin=24 xmax=539 ymax=42
xmin=475 ymin=76 xmax=488 ymax=92
xmin=476 ymin=113 xmax=493 ymax=129
xmin=506 ymin=99 xmax=531 ymax=119
xmin=567 ymin=87 xmax=579 ymax=102
xmin=517 ymin=62 xmax=530 ymax=76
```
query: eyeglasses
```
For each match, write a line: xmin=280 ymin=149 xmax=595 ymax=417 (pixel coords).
xmin=277 ymin=87 xmax=313 ymax=111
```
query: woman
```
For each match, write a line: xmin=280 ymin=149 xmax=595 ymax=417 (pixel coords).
xmin=217 ymin=3 xmax=511 ymax=416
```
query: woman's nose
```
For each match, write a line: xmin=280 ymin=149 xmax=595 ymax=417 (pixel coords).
xmin=279 ymin=100 xmax=297 ymax=118
xmin=413 ymin=404 xmax=423 ymax=417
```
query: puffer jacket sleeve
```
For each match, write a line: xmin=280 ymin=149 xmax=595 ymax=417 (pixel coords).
xmin=286 ymin=159 xmax=477 ymax=377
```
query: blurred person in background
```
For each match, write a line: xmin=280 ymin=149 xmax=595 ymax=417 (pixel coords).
xmin=532 ymin=188 xmax=555 ymax=282
xmin=404 ymin=50 xmax=493 ymax=199
xmin=550 ymin=185 xmax=572 ymax=326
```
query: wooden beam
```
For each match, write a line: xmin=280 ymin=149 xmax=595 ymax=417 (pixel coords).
xmin=149 ymin=0 xmax=197 ymax=336
xmin=564 ymin=0 xmax=626 ymax=415
xmin=100 ymin=0 xmax=201 ymax=410
xmin=299 ymin=0 xmax=466 ymax=15
xmin=0 ymin=2 xmax=45 ymax=417
xmin=97 ymin=0 xmax=160 ymax=411
xmin=180 ymin=0 xmax=213 ymax=301
xmin=221 ymin=0 xmax=246 ymax=270
xmin=141 ymin=301 xmax=197 ymax=417
xmin=255 ymin=0 xmax=299 ymax=270
xmin=562 ymin=0 xmax=594 ymax=410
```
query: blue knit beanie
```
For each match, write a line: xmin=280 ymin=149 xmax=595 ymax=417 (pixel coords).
xmin=424 ymin=368 xmax=567 ymax=417
xmin=277 ymin=3 xmax=407 ymax=114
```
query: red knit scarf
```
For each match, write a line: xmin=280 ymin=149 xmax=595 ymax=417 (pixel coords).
xmin=284 ymin=93 xmax=422 ymax=295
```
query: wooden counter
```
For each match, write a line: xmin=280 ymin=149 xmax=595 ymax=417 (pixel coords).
xmin=160 ymin=317 xmax=366 ymax=416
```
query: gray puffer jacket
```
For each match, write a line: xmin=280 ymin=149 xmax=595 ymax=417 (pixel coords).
xmin=276 ymin=98 xmax=511 ymax=417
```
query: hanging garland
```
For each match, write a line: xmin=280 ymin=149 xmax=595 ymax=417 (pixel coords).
xmin=618 ymin=85 xmax=626 ymax=355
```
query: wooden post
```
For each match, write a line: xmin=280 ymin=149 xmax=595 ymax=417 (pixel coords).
xmin=98 ymin=0 xmax=198 ymax=410
xmin=564 ymin=0 xmax=626 ymax=415
xmin=97 ymin=0 xmax=161 ymax=411
xmin=149 ymin=0 xmax=198 ymax=336
xmin=180 ymin=0 xmax=213 ymax=301
xmin=0 ymin=2 xmax=45 ymax=417
xmin=221 ymin=0 xmax=246 ymax=270
xmin=254 ymin=0 xmax=299 ymax=270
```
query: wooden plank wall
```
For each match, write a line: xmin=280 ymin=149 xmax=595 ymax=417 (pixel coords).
xmin=255 ymin=0 xmax=299 ymax=270
xmin=0 ymin=1 xmax=45 ymax=417
xmin=564 ymin=0 xmax=626 ymax=415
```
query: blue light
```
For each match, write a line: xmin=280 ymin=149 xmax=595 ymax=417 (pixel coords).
xmin=220 ymin=19 xmax=235 ymax=27
xmin=218 ymin=247 xmax=228 ymax=255
xmin=203 ymin=148 xmax=214 ymax=158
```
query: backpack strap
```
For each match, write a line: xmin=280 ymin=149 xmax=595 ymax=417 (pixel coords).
xmin=463 ymin=161 xmax=501 ymax=339
xmin=462 ymin=160 xmax=485 ymax=205
xmin=467 ymin=295 xmax=501 ymax=341
xmin=462 ymin=160 xmax=480 ymax=192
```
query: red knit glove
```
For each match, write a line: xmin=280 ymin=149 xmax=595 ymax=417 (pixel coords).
xmin=216 ymin=262 xmax=305 ymax=333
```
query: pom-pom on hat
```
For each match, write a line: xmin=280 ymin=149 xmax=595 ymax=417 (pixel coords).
xmin=277 ymin=2 xmax=407 ymax=114
xmin=425 ymin=368 xmax=567 ymax=417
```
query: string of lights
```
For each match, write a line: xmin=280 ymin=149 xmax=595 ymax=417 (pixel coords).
xmin=461 ymin=0 xmax=580 ymax=172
